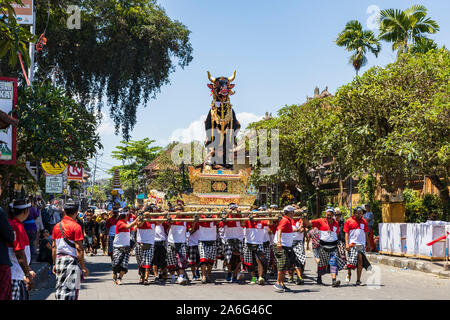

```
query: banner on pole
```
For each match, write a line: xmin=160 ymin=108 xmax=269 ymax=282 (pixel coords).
xmin=0 ymin=78 xmax=17 ymax=165
xmin=46 ymin=175 xmax=63 ymax=194
xmin=1 ymin=0 xmax=35 ymax=25
xmin=67 ymin=164 xmax=84 ymax=181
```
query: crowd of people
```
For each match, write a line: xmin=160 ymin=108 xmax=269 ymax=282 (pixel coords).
xmin=0 ymin=189 xmax=377 ymax=300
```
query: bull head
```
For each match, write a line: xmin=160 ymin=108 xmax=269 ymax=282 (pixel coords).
xmin=207 ymin=70 xmax=236 ymax=100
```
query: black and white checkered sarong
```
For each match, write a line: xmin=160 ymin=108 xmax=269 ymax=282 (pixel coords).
xmin=216 ymin=238 xmax=224 ymax=260
xmin=135 ymin=243 xmax=154 ymax=269
xmin=242 ymin=242 xmax=265 ymax=271
xmin=347 ymin=244 xmax=366 ymax=269
xmin=166 ymin=242 xmax=188 ymax=271
xmin=292 ymin=240 xmax=306 ymax=269
xmin=112 ymin=247 xmax=130 ymax=274
xmin=11 ymin=279 xmax=28 ymax=300
xmin=224 ymin=239 xmax=243 ymax=263
xmin=318 ymin=245 xmax=346 ymax=275
xmin=198 ymin=240 xmax=217 ymax=265
xmin=55 ymin=255 xmax=81 ymax=300
xmin=263 ymin=241 xmax=272 ymax=264
xmin=187 ymin=245 xmax=200 ymax=266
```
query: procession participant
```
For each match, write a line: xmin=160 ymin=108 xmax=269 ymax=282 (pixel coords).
xmin=127 ymin=208 xmax=137 ymax=255
xmin=272 ymin=206 xmax=295 ymax=293
xmin=83 ymin=210 xmax=96 ymax=256
xmin=152 ymin=206 xmax=169 ymax=283
xmin=186 ymin=221 xmax=201 ymax=281
xmin=303 ymin=207 xmax=346 ymax=287
xmin=291 ymin=214 xmax=306 ymax=285
xmin=195 ymin=210 xmax=219 ymax=284
xmin=52 ymin=201 xmax=88 ymax=300
xmin=0 ymin=175 xmax=15 ymax=300
xmin=242 ymin=210 xmax=270 ymax=285
xmin=8 ymin=199 xmax=35 ymax=300
xmin=335 ymin=208 xmax=347 ymax=263
xmin=266 ymin=205 xmax=279 ymax=276
xmin=106 ymin=209 xmax=119 ymax=258
xmin=98 ymin=212 xmax=108 ymax=255
xmin=135 ymin=207 xmax=155 ymax=285
xmin=222 ymin=203 xmax=245 ymax=283
xmin=111 ymin=208 xmax=140 ymax=285
xmin=344 ymin=206 xmax=371 ymax=285
xmin=166 ymin=205 xmax=189 ymax=285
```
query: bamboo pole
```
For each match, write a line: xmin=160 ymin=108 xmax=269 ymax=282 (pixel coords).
xmin=138 ymin=210 xmax=305 ymax=217
xmin=141 ymin=217 xmax=285 ymax=223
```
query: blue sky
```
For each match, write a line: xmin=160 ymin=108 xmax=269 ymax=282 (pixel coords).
xmin=92 ymin=0 xmax=450 ymax=179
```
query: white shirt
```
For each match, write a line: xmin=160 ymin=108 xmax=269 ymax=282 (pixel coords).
xmin=188 ymin=230 xmax=200 ymax=246
xmin=292 ymin=221 xmax=304 ymax=241
xmin=223 ymin=225 xmax=244 ymax=241
xmin=9 ymin=245 xmax=30 ymax=280
xmin=168 ymin=224 xmax=187 ymax=243
xmin=114 ymin=231 xmax=130 ymax=247
xmin=154 ymin=225 xmax=167 ymax=242
xmin=136 ymin=228 xmax=155 ymax=245
xmin=198 ymin=223 xmax=217 ymax=241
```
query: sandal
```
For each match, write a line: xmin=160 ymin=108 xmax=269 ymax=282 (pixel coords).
xmin=144 ymin=279 xmax=150 ymax=286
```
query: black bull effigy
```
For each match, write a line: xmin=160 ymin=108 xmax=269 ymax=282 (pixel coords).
xmin=204 ymin=70 xmax=241 ymax=169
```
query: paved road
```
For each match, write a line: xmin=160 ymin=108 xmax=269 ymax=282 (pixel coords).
xmin=31 ymin=250 xmax=450 ymax=300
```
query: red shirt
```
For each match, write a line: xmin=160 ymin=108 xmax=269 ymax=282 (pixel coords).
xmin=115 ymin=219 xmax=129 ymax=234
xmin=344 ymin=216 xmax=369 ymax=245
xmin=8 ymin=217 xmax=29 ymax=252
xmin=52 ymin=216 xmax=84 ymax=257
xmin=310 ymin=218 xmax=339 ymax=242
xmin=198 ymin=215 xmax=218 ymax=228
xmin=277 ymin=216 xmax=294 ymax=233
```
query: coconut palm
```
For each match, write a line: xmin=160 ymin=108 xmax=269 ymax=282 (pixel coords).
xmin=336 ymin=20 xmax=381 ymax=76
xmin=410 ymin=37 xmax=438 ymax=54
xmin=378 ymin=5 xmax=439 ymax=56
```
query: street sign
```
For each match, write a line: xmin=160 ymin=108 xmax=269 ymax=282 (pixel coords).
xmin=0 ymin=0 xmax=34 ymax=25
xmin=0 ymin=78 xmax=17 ymax=165
xmin=67 ymin=164 xmax=83 ymax=181
xmin=45 ymin=175 xmax=63 ymax=194
xmin=41 ymin=161 xmax=66 ymax=175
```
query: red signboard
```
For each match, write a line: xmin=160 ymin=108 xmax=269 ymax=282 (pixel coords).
xmin=67 ymin=164 xmax=84 ymax=181
xmin=0 ymin=77 xmax=18 ymax=165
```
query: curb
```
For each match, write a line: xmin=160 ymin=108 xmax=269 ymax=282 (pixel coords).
xmin=366 ymin=253 xmax=450 ymax=279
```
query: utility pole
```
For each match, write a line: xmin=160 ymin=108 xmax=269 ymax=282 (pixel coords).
xmin=28 ymin=1 xmax=36 ymax=85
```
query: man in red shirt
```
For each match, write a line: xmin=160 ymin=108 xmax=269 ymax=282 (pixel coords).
xmin=8 ymin=199 xmax=36 ymax=300
xmin=273 ymin=206 xmax=296 ymax=293
xmin=106 ymin=209 xmax=119 ymax=258
xmin=166 ymin=205 xmax=189 ymax=285
xmin=222 ymin=203 xmax=245 ymax=283
xmin=303 ymin=207 xmax=346 ymax=287
xmin=194 ymin=211 xmax=219 ymax=284
xmin=52 ymin=201 xmax=89 ymax=300
xmin=344 ymin=206 xmax=372 ymax=285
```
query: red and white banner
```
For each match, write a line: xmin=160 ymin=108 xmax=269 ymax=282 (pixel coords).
xmin=67 ymin=164 xmax=83 ymax=181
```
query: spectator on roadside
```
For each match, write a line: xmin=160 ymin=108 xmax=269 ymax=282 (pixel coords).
xmin=83 ymin=210 xmax=96 ymax=256
xmin=37 ymin=230 xmax=53 ymax=266
xmin=48 ymin=200 xmax=62 ymax=233
xmin=0 ymin=176 xmax=15 ymax=300
xmin=363 ymin=204 xmax=376 ymax=252
xmin=8 ymin=199 xmax=36 ymax=300
xmin=23 ymin=198 xmax=40 ymax=259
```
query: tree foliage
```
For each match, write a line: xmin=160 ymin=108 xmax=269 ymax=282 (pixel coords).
xmin=335 ymin=20 xmax=381 ymax=75
xmin=0 ymin=0 xmax=35 ymax=70
xmin=110 ymin=138 xmax=162 ymax=201
xmin=378 ymin=5 xmax=439 ymax=56
xmin=31 ymin=0 xmax=193 ymax=139
xmin=17 ymin=83 xmax=102 ymax=165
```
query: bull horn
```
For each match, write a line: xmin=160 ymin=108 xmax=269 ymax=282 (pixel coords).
xmin=228 ymin=70 xmax=236 ymax=82
xmin=207 ymin=71 xmax=216 ymax=83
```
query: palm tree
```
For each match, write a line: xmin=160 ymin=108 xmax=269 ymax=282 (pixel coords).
xmin=336 ymin=20 xmax=381 ymax=76
xmin=378 ymin=5 xmax=439 ymax=56
xmin=410 ymin=37 xmax=438 ymax=54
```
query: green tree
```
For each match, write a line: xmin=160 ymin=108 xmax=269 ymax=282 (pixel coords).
xmin=410 ymin=37 xmax=438 ymax=54
xmin=110 ymin=138 xmax=162 ymax=202
xmin=378 ymin=5 xmax=439 ymax=56
xmin=26 ymin=0 xmax=193 ymax=139
xmin=333 ymin=49 xmax=449 ymax=218
xmin=17 ymin=83 xmax=102 ymax=165
xmin=0 ymin=0 xmax=35 ymax=71
xmin=335 ymin=20 xmax=381 ymax=75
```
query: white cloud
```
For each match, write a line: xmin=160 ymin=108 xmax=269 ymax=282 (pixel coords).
xmin=97 ymin=112 xmax=115 ymax=136
xmin=169 ymin=112 xmax=263 ymax=144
